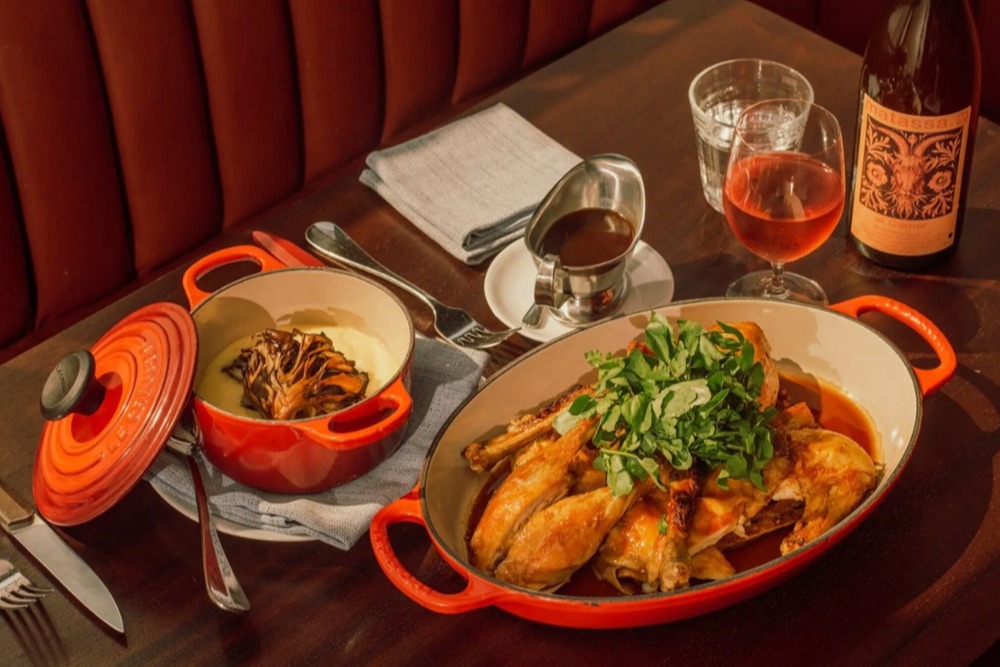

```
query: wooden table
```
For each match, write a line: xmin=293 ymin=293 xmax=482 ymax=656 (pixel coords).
xmin=3 ymin=0 xmax=999 ymax=664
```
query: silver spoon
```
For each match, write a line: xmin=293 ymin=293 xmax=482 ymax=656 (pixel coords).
xmin=521 ymin=303 xmax=543 ymax=328
xmin=166 ymin=410 xmax=250 ymax=613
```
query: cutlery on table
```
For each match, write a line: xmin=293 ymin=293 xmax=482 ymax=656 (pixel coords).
xmin=0 ymin=557 xmax=50 ymax=609
xmin=521 ymin=303 xmax=542 ymax=329
xmin=304 ymin=222 xmax=517 ymax=349
xmin=0 ymin=480 xmax=124 ymax=633
xmin=166 ymin=411 xmax=250 ymax=613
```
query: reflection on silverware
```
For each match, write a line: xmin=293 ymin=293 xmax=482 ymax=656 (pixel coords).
xmin=521 ymin=303 xmax=542 ymax=329
xmin=166 ymin=412 xmax=250 ymax=613
xmin=306 ymin=222 xmax=516 ymax=349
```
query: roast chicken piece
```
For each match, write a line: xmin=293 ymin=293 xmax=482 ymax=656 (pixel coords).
xmin=686 ymin=454 xmax=794 ymax=555
xmin=686 ymin=401 xmax=814 ymax=554
xmin=469 ymin=417 xmax=597 ymax=573
xmin=688 ymin=400 xmax=877 ymax=558
xmin=495 ymin=478 xmax=653 ymax=592
xmin=594 ymin=467 xmax=703 ymax=593
xmin=775 ymin=428 xmax=878 ymax=555
xmin=462 ymin=386 xmax=590 ymax=472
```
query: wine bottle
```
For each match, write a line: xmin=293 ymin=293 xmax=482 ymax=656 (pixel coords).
xmin=848 ymin=0 xmax=981 ymax=269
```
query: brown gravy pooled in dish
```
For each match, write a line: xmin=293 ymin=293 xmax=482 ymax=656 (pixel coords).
xmin=539 ymin=208 xmax=634 ymax=267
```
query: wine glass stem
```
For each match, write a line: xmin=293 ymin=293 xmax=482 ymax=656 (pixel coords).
xmin=768 ymin=263 xmax=788 ymax=297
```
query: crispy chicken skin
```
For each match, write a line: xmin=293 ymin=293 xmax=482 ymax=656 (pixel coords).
xmin=469 ymin=418 xmax=597 ymax=573
xmin=777 ymin=428 xmax=878 ymax=555
xmin=594 ymin=467 xmax=703 ymax=593
xmin=495 ymin=478 xmax=653 ymax=592
xmin=462 ymin=386 xmax=590 ymax=473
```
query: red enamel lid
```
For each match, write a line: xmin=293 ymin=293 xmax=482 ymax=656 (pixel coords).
xmin=33 ymin=303 xmax=197 ymax=525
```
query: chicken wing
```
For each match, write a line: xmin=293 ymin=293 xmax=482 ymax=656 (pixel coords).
xmin=469 ymin=417 xmax=597 ymax=573
xmin=495 ymin=478 xmax=652 ymax=592
xmin=462 ymin=386 xmax=590 ymax=472
xmin=778 ymin=428 xmax=878 ymax=555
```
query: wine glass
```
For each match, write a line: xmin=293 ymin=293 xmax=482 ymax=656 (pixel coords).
xmin=722 ymin=99 xmax=845 ymax=304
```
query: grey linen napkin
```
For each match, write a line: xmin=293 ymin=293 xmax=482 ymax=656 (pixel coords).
xmin=144 ymin=338 xmax=488 ymax=549
xmin=360 ymin=102 xmax=580 ymax=265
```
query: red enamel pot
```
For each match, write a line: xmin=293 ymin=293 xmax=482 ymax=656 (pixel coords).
xmin=33 ymin=244 xmax=415 ymax=527
xmin=183 ymin=246 xmax=414 ymax=494
xmin=370 ymin=296 xmax=955 ymax=628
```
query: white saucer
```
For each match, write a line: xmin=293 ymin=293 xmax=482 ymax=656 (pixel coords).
xmin=150 ymin=481 xmax=312 ymax=543
xmin=485 ymin=240 xmax=675 ymax=343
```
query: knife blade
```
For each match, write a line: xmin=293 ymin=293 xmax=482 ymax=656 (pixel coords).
xmin=0 ymin=480 xmax=124 ymax=634
xmin=252 ymin=230 xmax=323 ymax=268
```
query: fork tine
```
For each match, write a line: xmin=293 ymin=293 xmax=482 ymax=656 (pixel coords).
xmin=0 ymin=596 xmax=28 ymax=610
xmin=12 ymin=584 xmax=48 ymax=600
xmin=0 ymin=559 xmax=49 ymax=612
xmin=454 ymin=329 xmax=515 ymax=349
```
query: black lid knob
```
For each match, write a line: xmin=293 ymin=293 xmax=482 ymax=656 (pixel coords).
xmin=40 ymin=350 xmax=105 ymax=421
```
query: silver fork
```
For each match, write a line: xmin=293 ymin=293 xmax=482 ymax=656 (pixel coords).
xmin=0 ymin=559 xmax=50 ymax=610
xmin=306 ymin=222 xmax=517 ymax=349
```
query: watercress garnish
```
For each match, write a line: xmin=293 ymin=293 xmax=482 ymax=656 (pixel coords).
xmin=552 ymin=313 xmax=777 ymax=496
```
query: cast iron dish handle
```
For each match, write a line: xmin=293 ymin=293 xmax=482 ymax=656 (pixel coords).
xmin=370 ymin=490 xmax=506 ymax=614
xmin=182 ymin=245 xmax=287 ymax=309
xmin=828 ymin=295 xmax=956 ymax=396
xmin=296 ymin=376 xmax=413 ymax=449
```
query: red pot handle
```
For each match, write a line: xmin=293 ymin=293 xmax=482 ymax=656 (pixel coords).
xmin=294 ymin=375 xmax=413 ymax=449
xmin=370 ymin=489 xmax=505 ymax=614
xmin=828 ymin=295 xmax=956 ymax=396
xmin=182 ymin=245 xmax=287 ymax=309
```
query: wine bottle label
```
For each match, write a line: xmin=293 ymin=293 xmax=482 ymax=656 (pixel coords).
xmin=850 ymin=94 xmax=972 ymax=256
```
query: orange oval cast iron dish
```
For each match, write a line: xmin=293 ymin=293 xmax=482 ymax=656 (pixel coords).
xmin=370 ymin=295 xmax=955 ymax=628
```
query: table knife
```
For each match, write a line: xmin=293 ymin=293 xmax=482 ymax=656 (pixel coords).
xmin=0 ymin=480 xmax=124 ymax=634
xmin=252 ymin=230 xmax=323 ymax=268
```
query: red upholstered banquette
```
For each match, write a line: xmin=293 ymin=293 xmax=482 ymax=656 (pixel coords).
xmin=0 ymin=0 xmax=996 ymax=362
xmin=0 ymin=0 xmax=664 ymax=362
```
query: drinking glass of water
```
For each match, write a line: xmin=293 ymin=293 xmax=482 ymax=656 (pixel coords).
xmin=688 ymin=59 xmax=814 ymax=213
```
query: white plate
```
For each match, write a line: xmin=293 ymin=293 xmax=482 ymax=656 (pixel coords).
xmin=484 ymin=240 xmax=675 ymax=343
xmin=150 ymin=481 xmax=312 ymax=543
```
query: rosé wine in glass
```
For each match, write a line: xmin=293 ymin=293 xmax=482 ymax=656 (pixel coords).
xmin=723 ymin=100 xmax=845 ymax=304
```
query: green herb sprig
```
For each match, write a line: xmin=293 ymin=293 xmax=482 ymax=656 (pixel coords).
xmin=552 ymin=313 xmax=777 ymax=496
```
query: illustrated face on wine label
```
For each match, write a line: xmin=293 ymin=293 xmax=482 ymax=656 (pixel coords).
xmin=850 ymin=94 xmax=972 ymax=257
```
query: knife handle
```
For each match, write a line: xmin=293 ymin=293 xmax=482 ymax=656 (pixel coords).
xmin=0 ymin=479 xmax=34 ymax=530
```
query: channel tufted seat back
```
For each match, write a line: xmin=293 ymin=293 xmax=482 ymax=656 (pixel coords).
xmin=0 ymin=0 xmax=662 ymax=361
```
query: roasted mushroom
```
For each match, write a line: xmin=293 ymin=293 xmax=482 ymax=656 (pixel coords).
xmin=224 ymin=328 xmax=369 ymax=420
